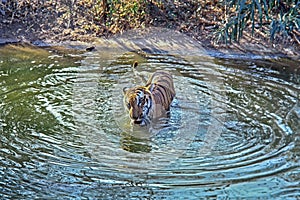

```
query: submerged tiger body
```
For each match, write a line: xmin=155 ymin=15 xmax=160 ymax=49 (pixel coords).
xmin=123 ymin=70 xmax=175 ymax=124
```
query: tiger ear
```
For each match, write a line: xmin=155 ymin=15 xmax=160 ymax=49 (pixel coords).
xmin=132 ymin=61 xmax=138 ymax=68
xmin=147 ymin=84 xmax=155 ymax=92
xmin=123 ymin=87 xmax=129 ymax=94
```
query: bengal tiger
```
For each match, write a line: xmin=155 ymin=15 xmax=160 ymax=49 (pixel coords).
xmin=123 ymin=62 xmax=175 ymax=125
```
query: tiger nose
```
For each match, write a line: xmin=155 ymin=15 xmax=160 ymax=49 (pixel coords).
xmin=129 ymin=111 xmax=138 ymax=120
xmin=131 ymin=115 xmax=138 ymax=120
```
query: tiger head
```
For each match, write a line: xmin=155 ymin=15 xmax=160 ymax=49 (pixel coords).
xmin=123 ymin=86 xmax=152 ymax=124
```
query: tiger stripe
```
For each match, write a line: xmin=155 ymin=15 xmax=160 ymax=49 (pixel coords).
xmin=123 ymin=70 xmax=175 ymax=125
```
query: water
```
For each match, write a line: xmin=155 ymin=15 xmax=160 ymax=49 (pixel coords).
xmin=0 ymin=40 xmax=299 ymax=199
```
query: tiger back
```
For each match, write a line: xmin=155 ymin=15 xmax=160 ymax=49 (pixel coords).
xmin=145 ymin=71 xmax=175 ymax=118
xmin=123 ymin=69 xmax=175 ymax=125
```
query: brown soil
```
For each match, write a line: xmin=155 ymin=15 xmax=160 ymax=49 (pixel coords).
xmin=0 ymin=1 xmax=299 ymax=60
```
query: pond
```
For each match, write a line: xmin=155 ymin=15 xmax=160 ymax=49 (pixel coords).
xmin=0 ymin=30 xmax=299 ymax=199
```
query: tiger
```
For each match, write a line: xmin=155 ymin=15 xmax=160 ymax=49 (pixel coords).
xmin=123 ymin=62 xmax=176 ymax=125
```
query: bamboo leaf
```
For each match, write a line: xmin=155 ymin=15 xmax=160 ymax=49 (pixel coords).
xmin=261 ymin=0 xmax=269 ymax=20
xmin=270 ymin=20 xmax=278 ymax=40
xmin=254 ymin=0 xmax=263 ymax=25
xmin=251 ymin=0 xmax=255 ymax=35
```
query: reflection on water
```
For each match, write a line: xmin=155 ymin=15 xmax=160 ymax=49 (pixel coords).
xmin=0 ymin=42 xmax=299 ymax=199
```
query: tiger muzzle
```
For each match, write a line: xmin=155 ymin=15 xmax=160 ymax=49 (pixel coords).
xmin=129 ymin=110 xmax=143 ymax=123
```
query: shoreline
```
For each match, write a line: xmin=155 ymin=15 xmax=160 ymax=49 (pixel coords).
xmin=0 ymin=26 xmax=299 ymax=61
xmin=1 ymin=0 xmax=299 ymax=61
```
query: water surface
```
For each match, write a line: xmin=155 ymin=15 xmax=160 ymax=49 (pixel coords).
xmin=0 ymin=41 xmax=299 ymax=199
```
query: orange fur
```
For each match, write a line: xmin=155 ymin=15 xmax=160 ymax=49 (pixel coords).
xmin=123 ymin=70 xmax=175 ymax=124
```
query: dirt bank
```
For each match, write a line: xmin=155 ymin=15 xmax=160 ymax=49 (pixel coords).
xmin=0 ymin=1 xmax=299 ymax=60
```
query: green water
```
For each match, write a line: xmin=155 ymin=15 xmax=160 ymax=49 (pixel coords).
xmin=0 ymin=43 xmax=299 ymax=199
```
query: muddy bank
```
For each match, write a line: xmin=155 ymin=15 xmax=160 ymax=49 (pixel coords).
xmin=1 ymin=0 xmax=299 ymax=60
xmin=1 ymin=26 xmax=298 ymax=62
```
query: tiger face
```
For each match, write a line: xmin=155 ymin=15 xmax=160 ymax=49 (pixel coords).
xmin=123 ymin=86 xmax=152 ymax=124
xmin=123 ymin=70 xmax=175 ymax=125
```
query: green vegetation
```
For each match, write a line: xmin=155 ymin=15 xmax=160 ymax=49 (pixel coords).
xmin=214 ymin=0 xmax=300 ymax=43
xmin=0 ymin=0 xmax=299 ymax=44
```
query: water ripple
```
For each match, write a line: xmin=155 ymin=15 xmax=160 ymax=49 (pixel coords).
xmin=0 ymin=44 xmax=299 ymax=198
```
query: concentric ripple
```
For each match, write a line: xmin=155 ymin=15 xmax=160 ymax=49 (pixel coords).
xmin=0 ymin=43 xmax=299 ymax=199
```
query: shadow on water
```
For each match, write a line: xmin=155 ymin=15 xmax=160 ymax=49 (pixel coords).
xmin=0 ymin=29 xmax=300 ymax=198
